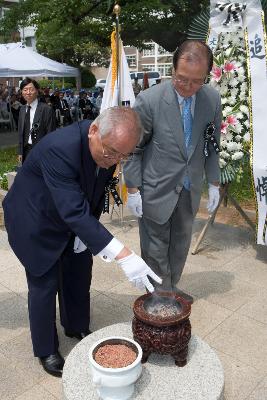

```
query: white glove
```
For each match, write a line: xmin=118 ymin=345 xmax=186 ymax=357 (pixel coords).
xmin=73 ymin=236 xmax=87 ymax=253
xmin=207 ymin=184 xmax=220 ymax=214
xmin=126 ymin=191 xmax=143 ymax=218
xmin=117 ymin=252 xmax=162 ymax=292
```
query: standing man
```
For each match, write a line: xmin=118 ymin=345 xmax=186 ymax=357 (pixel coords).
xmin=3 ymin=107 xmax=161 ymax=377
xmin=18 ymin=77 xmax=56 ymax=163
xmin=124 ymin=40 xmax=221 ymax=300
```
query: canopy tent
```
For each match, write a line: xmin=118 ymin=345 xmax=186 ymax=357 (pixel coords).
xmin=0 ymin=43 xmax=79 ymax=77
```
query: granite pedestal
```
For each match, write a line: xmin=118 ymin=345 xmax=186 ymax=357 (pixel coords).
xmin=62 ymin=322 xmax=224 ymax=400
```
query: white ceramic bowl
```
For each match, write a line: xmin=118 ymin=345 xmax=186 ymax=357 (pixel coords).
xmin=89 ymin=336 xmax=143 ymax=400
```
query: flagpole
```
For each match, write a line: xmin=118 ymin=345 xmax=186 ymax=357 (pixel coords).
xmin=113 ymin=3 xmax=124 ymax=226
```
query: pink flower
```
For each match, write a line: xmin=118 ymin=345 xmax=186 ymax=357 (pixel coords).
xmin=226 ymin=115 xmax=237 ymax=126
xmin=221 ymin=121 xmax=228 ymax=134
xmin=224 ymin=62 xmax=236 ymax=73
xmin=211 ymin=66 xmax=222 ymax=82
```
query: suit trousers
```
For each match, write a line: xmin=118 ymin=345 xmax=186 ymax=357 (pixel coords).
xmin=26 ymin=238 xmax=92 ymax=357
xmin=139 ymin=188 xmax=194 ymax=291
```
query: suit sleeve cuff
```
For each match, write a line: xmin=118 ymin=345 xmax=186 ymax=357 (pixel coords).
xmin=96 ymin=238 xmax=124 ymax=262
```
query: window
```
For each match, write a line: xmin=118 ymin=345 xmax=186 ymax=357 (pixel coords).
xmin=143 ymin=44 xmax=155 ymax=57
xmin=157 ymin=64 xmax=172 ymax=77
xmin=126 ymin=55 xmax=136 ymax=67
xmin=142 ymin=64 xmax=155 ymax=72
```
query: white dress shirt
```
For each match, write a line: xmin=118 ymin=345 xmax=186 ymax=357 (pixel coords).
xmin=27 ymin=98 xmax=38 ymax=145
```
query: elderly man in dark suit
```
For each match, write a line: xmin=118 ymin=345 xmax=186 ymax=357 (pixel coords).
xmin=124 ymin=40 xmax=222 ymax=301
xmin=18 ymin=77 xmax=56 ymax=163
xmin=3 ymin=107 xmax=161 ymax=377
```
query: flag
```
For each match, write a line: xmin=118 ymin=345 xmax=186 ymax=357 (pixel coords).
xmin=101 ymin=30 xmax=135 ymax=113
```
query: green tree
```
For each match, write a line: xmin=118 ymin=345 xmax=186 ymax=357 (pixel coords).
xmin=0 ymin=0 xmax=209 ymax=66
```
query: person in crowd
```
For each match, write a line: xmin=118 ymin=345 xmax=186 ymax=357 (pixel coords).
xmin=9 ymin=94 xmax=22 ymax=128
xmin=132 ymin=77 xmax=142 ymax=97
xmin=95 ymin=89 xmax=104 ymax=112
xmin=3 ymin=107 xmax=161 ymax=377
xmin=18 ymin=77 xmax=57 ymax=163
xmin=78 ymin=91 xmax=95 ymax=120
xmin=142 ymin=72 xmax=150 ymax=90
xmin=0 ymin=94 xmax=9 ymax=118
xmin=124 ymin=40 xmax=222 ymax=302
xmin=56 ymin=91 xmax=71 ymax=126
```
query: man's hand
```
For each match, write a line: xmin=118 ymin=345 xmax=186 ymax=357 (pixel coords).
xmin=126 ymin=190 xmax=143 ymax=218
xmin=116 ymin=252 xmax=162 ymax=292
xmin=207 ymin=184 xmax=220 ymax=214
xmin=18 ymin=155 xmax=22 ymax=164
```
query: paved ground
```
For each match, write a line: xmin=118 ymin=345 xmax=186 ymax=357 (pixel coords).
xmin=0 ymin=205 xmax=267 ymax=399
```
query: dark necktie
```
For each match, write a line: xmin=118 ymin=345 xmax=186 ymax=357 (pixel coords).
xmin=24 ymin=105 xmax=31 ymax=145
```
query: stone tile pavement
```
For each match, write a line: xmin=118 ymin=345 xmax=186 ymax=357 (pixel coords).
xmin=0 ymin=208 xmax=267 ymax=399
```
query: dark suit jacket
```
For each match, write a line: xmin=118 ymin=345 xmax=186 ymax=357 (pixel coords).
xmin=18 ymin=101 xmax=56 ymax=157
xmin=3 ymin=120 xmax=115 ymax=277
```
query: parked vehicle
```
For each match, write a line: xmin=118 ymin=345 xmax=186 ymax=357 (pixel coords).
xmin=95 ymin=79 xmax=106 ymax=89
xmin=130 ymin=71 xmax=161 ymax=87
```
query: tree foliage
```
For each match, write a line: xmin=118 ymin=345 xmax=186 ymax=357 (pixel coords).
xmin=0 ymin=0 xmax=209 ymax=66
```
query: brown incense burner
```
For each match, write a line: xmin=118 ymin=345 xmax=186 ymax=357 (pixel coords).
xmin=132 ymin=292 xmax=191 ymax=366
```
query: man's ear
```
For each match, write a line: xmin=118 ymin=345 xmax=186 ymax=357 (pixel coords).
xmin=88 ymin=123 xmax=98 ymax=141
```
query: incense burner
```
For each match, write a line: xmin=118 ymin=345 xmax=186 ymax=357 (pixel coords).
xmin=132 ymin=292 xmax=191 ymax=366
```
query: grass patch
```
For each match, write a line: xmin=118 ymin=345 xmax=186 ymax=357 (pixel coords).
xmin=0 ymin=147 xmax=18 ymax=190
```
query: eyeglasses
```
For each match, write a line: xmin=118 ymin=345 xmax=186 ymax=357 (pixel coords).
xmin=172 ymin=75 xmax=206 ymax=88
xmin=100 ymin=137 xmax=134 ymax=161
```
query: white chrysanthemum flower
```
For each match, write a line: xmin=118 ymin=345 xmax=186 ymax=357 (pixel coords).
xmin=224 ymin=106 xmax=233 ymax=115
xmin=232 ymin=151 xmax=244 ymax=160
xmin=236 ymin=142 xmax=243 ymax=150
xmin=244 ymin=120 xmax=250 ymax=128
xmin=221 ymin=139 xmax=228 ymax=148
xmin=231 ymin=88 xmax=239 ymax=97
xmin=240 ymin=82 xmax=247 ymax=91
xmin=240 ymin=105 xmax=249 ymax=114
xmin=243 ymin=132 xmax=250 ymax=142
xmin=221 ymin=97 xmax=228 ymax=104
xmin=239 ymin=92 xmax=246 ymax=100
xmin=225 ymin=47 xmax=233 ymax=57
xmin=235 ymin=135 xmax=242 ymax=142
xmin=234 ymin=124 xmax=243 ymax=133
xmin=236 ymin=112 xmax=244 ymax=119
xmin=229 ymin=97 xmax=236 ymax=105
xmin=225 ymin=132 xmax=233 ymax=141
xmin=219 ymin=158 xmax=227 ymax=168
xmin=220 ymin=150 xmax=230 ymax=159
xmin=229 ymin=78 xmax=239 ymax=87
xmin=220 ymin=85 xmax=228 ymax=96
xmin=237 ymin=74 xmax=245 ymax=82
xmin=227 ymin=141 xmax=238 ymax=151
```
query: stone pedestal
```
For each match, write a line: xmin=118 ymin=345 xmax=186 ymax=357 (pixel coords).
xmin=6 ymin=171 xmax=16 ymax=190
xmin=62 ymin=322 xmax=224 ymax=400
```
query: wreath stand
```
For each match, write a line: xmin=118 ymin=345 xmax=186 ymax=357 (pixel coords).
xmin=191 ymin=183 xmax=255 ymax=255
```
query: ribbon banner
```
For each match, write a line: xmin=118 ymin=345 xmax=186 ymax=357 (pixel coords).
xmin=216 ymin=2 xmax=247 ymax=26
xmin=203 ymin=122 xmax=221 ymax=158
xmin=208 ymin=0 xmax=267 ymax=245
xmin=103 ymin=176 xmax=123 ymax=214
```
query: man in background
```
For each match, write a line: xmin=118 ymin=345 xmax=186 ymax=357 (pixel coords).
xmin=18 ymin=77 xmax=56 ymax=163
xmin=124 ymin=40 xmax=221 ymax=301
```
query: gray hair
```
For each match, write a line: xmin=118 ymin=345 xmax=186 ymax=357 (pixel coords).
xmin=92 ymin=107 xmax=144 ymax=144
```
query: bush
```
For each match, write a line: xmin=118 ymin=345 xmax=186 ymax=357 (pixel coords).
xmin=38 ymin=78 xmax=74 ymax=90
xmin=0 ymin=147 xmax=18 ymax=191
xmin=81 ymin=68 xmax=96 ymax=89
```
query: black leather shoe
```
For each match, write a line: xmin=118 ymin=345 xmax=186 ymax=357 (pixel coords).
xmin=64 ymin=330 xmax=92 ymax=340
xmin=39 ymin=351 xmax=65 ymax=377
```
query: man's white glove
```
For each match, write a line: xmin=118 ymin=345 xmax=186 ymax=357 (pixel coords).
xmin=126 ymin=191 xmax=143 ymax=218
xmin=73 ymin=236 xmax=87 ymax=253
xmin=117 ymin=252 xmax=162 ymax=292
xmin=207 ymin=184 xmax=220 ymax=214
